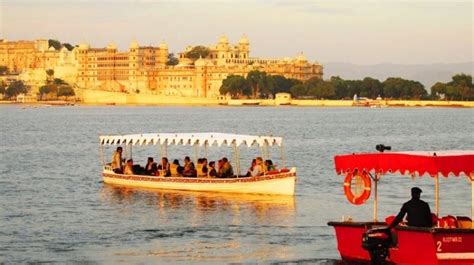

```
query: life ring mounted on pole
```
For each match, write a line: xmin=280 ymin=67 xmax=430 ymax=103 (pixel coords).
xmin=343 ymin=169 xmax=372 ymax=205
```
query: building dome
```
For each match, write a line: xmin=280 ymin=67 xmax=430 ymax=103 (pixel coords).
xmin=296 ymin=53 xmax=307 ymax=62
xmin=239 ymin=35 xmax=249 ymax=44
xmin=78 ymin=43 xmax=90 ymax=50
xmin=159 ymin=41 xmax=168 ymax=50
xmin=129 ymin=40 xmax=139 ymax=49
xmin=218 ymin=35 xmax=229 ymax=44
xmin=194 ymin=57 xmax=208 ymax=67
xmin=107 ymin=42 xmax=117 ymax=50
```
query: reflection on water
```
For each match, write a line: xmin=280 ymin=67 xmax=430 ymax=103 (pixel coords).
xmin=98 ymin=185 xmax=297 ymax=263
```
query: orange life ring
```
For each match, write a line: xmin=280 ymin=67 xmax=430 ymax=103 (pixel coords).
xmin=343 ymin=171 xmax=371 ymax=205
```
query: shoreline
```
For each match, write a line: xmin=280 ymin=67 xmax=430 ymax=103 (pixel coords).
xmin=1 ymin=99 xmax=473 ymax=108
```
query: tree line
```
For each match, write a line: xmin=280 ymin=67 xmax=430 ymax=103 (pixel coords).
xmin=219 ymin=71 xmax=474 ymax=100
xmin=0 ymin=69 xmax=75 ymax=100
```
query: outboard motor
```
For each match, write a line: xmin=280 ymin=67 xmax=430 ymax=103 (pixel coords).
xmin=362 ymin=227 xmax=393 ymax=265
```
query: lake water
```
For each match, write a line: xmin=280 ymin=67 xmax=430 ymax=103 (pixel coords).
xmin=1 ymin=105 xmax=473 ymax=264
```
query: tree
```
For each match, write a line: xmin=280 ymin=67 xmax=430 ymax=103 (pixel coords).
xmin=270 ymin=75 xmax=302 ymax=96
xmin=185 ymin=46 xmax=210 ymax=60
xmin=0 ymin=66 xmax=8 ymax=75
xmin=48 ymin=39 xmax=62 ymax=50
xmin=220 ymin=75 xmax=250 ymax=98
xmin=0 ymin=80 xmax=6 ymax=94
xmin=63 ymin=43 xmax=74 ymax=51
xmin=246 ymin=70 xmax=270 ymax=98
xmin=383 ymin=77 xmax=427 ymax=99
xmin=361 ymin=77 xmax=383 ymax=99
xmin=39 ymin=85 xmax=52 ymax=100
xmin=290 ymin=84 xmax=309 ymax=98
xmin=431 ymin=74 xmax=474 ymax=100
xmin=166 ymin=53 xmax=179 ymax=66
xmin=5 ymin=80 xmax=27 ymax=99
xmin=57 ymin=85 xmax=75 ymax=97
xmin=330 ymin=76 xmax=349 ymax=99
xmin=308 ymin=81 xmax=336 ymax=99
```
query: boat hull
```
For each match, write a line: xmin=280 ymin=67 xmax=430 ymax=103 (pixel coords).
xmin=328 ymin=221 xmax=474 ymax=265
xmin=102 ymin=169 xmax=296 ymax=195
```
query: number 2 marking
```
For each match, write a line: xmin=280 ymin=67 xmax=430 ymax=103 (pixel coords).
xmin=436 ymin=241 xmax=442 ymax=252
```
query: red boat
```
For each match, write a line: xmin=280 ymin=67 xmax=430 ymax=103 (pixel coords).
xmin=328 ymin=150 xmax=474 ymax=264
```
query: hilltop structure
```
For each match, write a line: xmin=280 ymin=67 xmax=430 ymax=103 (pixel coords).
xmin=0 ymin=36 xmax=323 ymax=98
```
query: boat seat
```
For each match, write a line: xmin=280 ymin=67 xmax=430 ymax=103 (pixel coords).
xmin=439 ymin=215 xmax=458 ymax=228
xmin=266 ymin=170 xmax=280 ymax=175
xmin=385 ymin=215 xmax=396 ymax=226
xmin=280 ymin=168 xmax=290 ymax=173
xmin=456 ymin=216 xmax=472 ymax=229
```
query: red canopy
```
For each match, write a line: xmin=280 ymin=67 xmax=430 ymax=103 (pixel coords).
xmin=334 ymin=151 xmax=474 ymax=178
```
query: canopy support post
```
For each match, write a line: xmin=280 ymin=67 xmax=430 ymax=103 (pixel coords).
xmin=193 ymin=143 xmax=198 ymax=164
xmin=129 ymin=144 xmax=133 ymax=160
xmin=204 ymin=141 xmax=208 ymax=160
xmin=280 ymin=142 xmax=286 ymax=169
xmin=233 ymin=142 xmax=241 ymax=177
xmin=371 ymin=172 xmax=380 ymax=222
xmin=435 ymin=174 xmax=440 ymax=217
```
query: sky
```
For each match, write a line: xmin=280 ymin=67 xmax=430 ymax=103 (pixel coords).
xmin=1 ymin=0 xmax=473 ymax=65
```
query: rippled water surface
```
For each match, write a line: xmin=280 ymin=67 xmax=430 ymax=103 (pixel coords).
xmin=1 ymin=105 xmax=473 ymax=264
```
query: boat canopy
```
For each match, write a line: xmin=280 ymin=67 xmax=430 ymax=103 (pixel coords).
xmin=99 ymin=133 xmax=283 ymax=147
xmin=334 ymin=150 xmax=474 ymax=178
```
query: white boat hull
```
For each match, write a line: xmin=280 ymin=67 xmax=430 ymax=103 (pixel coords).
xmin=102 ymin=168 xmax=296 ymax=196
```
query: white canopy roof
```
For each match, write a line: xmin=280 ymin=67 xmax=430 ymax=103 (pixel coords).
xmin=99 ymin=133 xmax=283 ymax=147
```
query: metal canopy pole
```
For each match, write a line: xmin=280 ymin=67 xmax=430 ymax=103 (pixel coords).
xmin=233 ymin=142 xmax=241 ymax=177
xmin=435 ymin=174 xmax=440 ymax=217
xmin=369 ymin=172 xmax=381 ymax=222
xmin=204 ymin=141 xmax=208 ymax=159
xmin=371 ymin=172 xmax=380 ymax=222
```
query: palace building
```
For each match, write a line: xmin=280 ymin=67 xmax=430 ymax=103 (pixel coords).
xmin=0 ymin=36 xmax=323 ymax=98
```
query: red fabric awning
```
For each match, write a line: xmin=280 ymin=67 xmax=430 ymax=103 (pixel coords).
xmin=334 ymin=151 xmax=474 ymax=178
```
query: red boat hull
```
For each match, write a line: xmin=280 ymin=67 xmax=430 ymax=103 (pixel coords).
xmin=328 ymin=222 xmax=474 ymax=265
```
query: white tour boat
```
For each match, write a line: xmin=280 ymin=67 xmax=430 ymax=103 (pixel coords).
xmin=99 ymin=133 xmax=296 ymax=195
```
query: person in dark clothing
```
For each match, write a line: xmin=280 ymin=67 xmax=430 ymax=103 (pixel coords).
xmin=389 ymin=187 xmax=433 ymax=228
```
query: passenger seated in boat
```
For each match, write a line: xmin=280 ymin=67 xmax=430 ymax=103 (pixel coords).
xmin=196 ymin=158 xmax=208 ymax=178
xmin=145 ymin=157 xmax=155 ymax=175
xmin=389 ymin=187 xmax=433 ymax=228
xmin=111 ymin=146 xmax=123 ymax=174
xmin=265 ymin=160 xmax=276 ymax=171
xmin=158 ymin=157 xmax=171 ymax=177
xmin=183 ymin=156 xmax=197 ymax=178
xmin=220 ymin=157 xmax=234 ymax=178
xmin=208 ymin=161 xmax=217 ymax=178
xmin=246 ymin=159 xmax=256 ymax=177
xmin=170 ymin=159 xmax=183 ymax=177
xmin=124 ymin=159 xmax=135 ymax=175
xmin=250 ymin=157 xmax=264 ymax=177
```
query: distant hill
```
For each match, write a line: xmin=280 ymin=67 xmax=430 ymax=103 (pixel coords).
xmin=323 ymin=62 xmax=474 ymax=90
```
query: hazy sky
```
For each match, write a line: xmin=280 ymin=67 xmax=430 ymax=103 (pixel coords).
xmin=1 ymin=0 xmax=473 ymax=64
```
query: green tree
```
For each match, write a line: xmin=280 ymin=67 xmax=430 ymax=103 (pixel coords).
xmin=0 ymin=66 xmax=8 ymax=75
xmin=270 ymin=75 xmax=302 ymax=95
xmin=308 ymin=81 xmax=336 ymax=99
xmin=63 ymin=43 xmax=74 ymax=51
xmin=432 ymin=74 xmax=474 ymax=100
xmin=246 ymin=70 xmax=275 ymax=98
xmin=290 ymin=84 xmax=309 ymax=98
xmin=383 ymin=77 xmax=427 ymax=99
xmin=39 ymin=85 xmax=52 ymax=100
xmin=57 ymin=85 xmax=75 ymax=97
xmin=166 ymin=53 xmax=179 ymax=66
xmin=5 ymin=80 xmax=27 ymax=99
xmin=185 ymin=46 xmax=210 ymax=60
xmin=361 ymin=77 xmax=383 ymax=99
xmin=220 ymin=75 xmax=250 ymax=98
xmin=330 ymin=76 xmax=349 ymax=99
xmin=53 ymin=78 xmax=67 ymax=85
xmin=0 ymin=80 xmax=6 ymax=94
xmin=48 ymin=39 xmax=62 ymax=50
